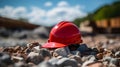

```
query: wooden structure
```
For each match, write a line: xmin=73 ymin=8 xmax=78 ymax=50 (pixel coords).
xmin=92 ymin=17 xmax=120 ymax=34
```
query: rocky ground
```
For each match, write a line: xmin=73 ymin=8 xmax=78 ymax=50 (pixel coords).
xmin=0 ymin=35 xmax=120 ymax=67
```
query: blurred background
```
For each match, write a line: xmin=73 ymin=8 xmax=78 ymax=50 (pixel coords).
xmin=0 ymin=0 xmax=120 ymax=47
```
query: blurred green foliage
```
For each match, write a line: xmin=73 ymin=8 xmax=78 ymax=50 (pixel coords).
xmin=73 ymin=1 xmax=120 ymax=27
xmin=18 ymin=18 xmax=28 ymax=22
xmin=94 ymin=2 xmax=120 ymax=20
xmin=73 ymin=14 xmax=94 ymax=27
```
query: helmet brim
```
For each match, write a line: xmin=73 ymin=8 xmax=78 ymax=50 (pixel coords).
xmin=42 ymin=42 xmax=67 ymax=48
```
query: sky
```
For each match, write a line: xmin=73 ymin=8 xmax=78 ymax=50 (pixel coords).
xmin=0 ymin=0 xmax=118 ymax=26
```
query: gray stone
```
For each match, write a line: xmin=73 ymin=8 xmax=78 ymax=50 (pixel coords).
xmin=0 ymin=52 xmax=13 ymax=65
xmin=115 ymin=51 xmax=120 ymax=57
xmin=38 ymin=61 xmax=56 ymax=67
xmin=81 ymin=55 xmax=96 ymax=62
xmin=48 ymin=57 xmax=59 ymax=65
xmin=56 ymin=58 xmax=78 ymax=67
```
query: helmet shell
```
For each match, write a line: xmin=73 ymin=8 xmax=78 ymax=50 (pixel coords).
xmin=42 ymin=21 xmax=82 ymax=48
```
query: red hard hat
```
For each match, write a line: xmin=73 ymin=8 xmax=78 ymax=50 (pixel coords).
xmin=42 ymin=21 xmax=82 ymax=48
